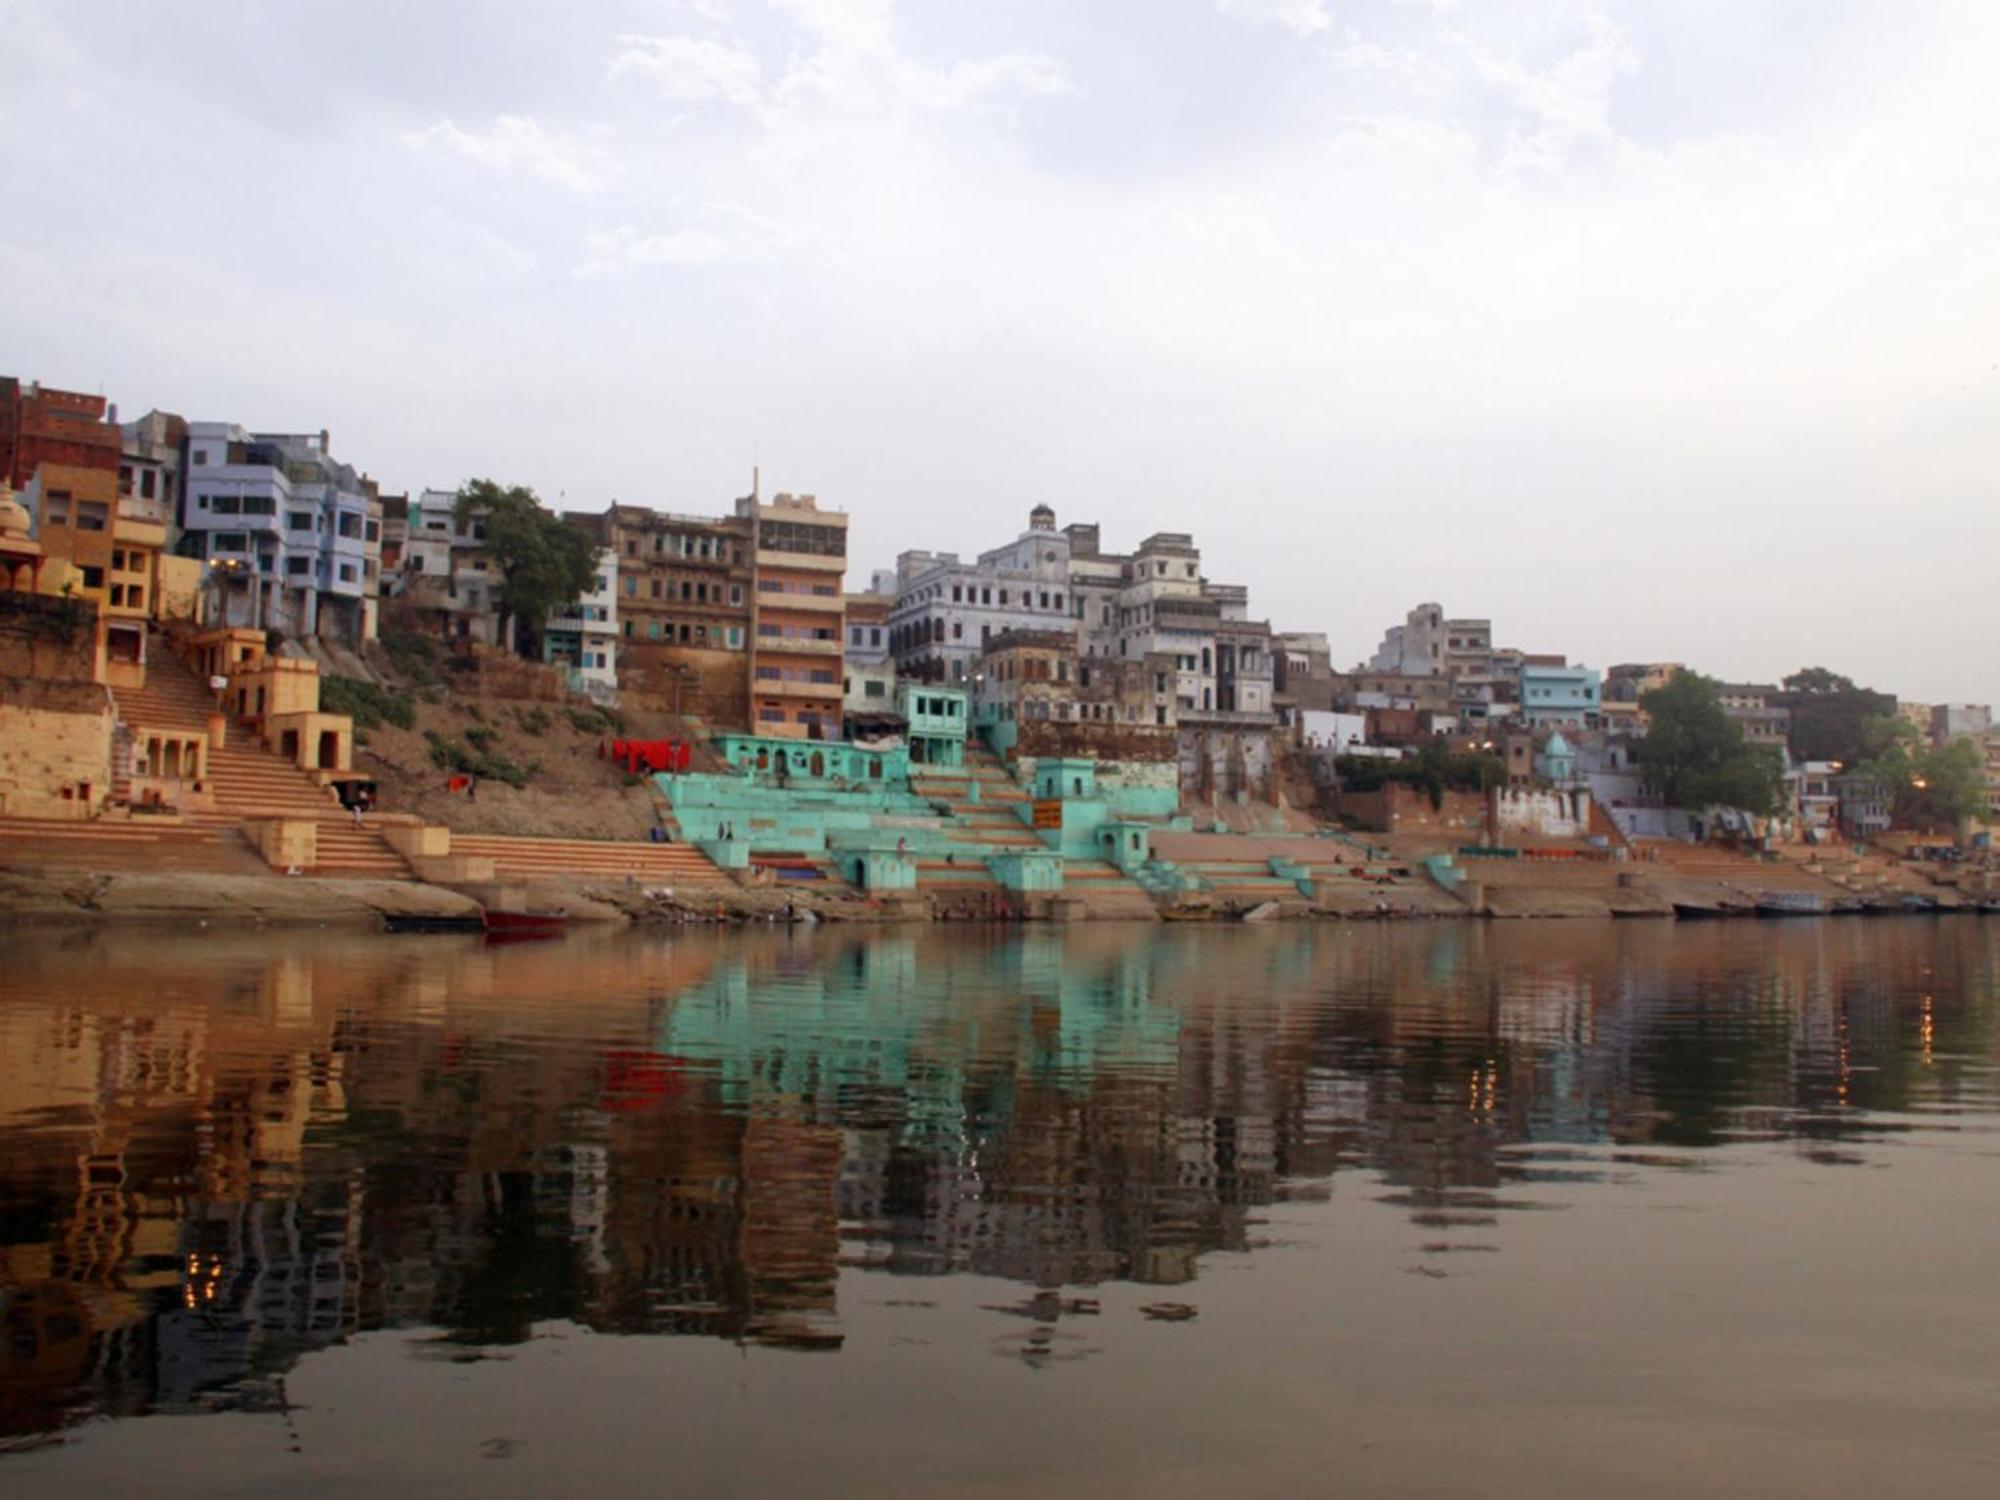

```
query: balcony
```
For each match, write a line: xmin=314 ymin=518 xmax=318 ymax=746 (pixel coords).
xmin=753 ymin=676 xmax=842 ymax=700
xmin=756 ymin=633 xmax=842 ymax=656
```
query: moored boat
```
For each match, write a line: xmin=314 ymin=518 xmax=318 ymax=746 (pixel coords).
xmin=1755 ymin=892 xmax=1827 ymax=917
xmin=482 ymin=908 xmax=570 ymax=939
xmin=382 ymin=913 xmax=484 ymax=934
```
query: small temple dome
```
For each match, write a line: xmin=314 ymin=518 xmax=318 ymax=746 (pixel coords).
xmin=0 ymin=479 xmax=32 ymax=540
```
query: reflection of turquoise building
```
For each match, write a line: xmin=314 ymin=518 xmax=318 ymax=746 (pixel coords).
xmin=658 ymin=935 xmax=1185 ymax=1135
xmin=897 ymin=684 xmax=969 ymax=767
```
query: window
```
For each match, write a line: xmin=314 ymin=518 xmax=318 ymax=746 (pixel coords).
xmin=211 ymin=494 xmax=241 ymax=515
xmin=81 ymin=565 xmax=104 ymax=589
xmin=289 ymin=511 xmax=312 ymax=530
xmin=339 ymin=563 xmax=357 ymax=582
xmin=865 ymin=679 xmax=886 ymax=698
xmin=730 ymin=584 xmax=743 ymax=605
xmin=77 ymin=501 xmax=110 ymax=532
xmin=287 ymin=557 xmax=311 ymax=576
xmin=192 ymin=449 xmax=208 ymax=465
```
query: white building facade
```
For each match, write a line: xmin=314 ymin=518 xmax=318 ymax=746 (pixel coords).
xmin=181 ymin=424 xmax=374 ymax=641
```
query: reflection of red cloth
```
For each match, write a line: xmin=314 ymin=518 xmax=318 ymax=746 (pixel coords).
xmin=447 ymin=774 xmax=471 ymax=794
xmin=602 ymin=1050 xmax=687 ymax=1111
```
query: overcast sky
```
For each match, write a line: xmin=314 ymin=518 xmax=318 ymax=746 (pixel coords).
xmin=5 ymin=1 xmax=1995 ymax=699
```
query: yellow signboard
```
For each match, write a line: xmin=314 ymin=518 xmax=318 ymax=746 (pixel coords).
xmin=1032 ymin=799 xmax=1062 ymax=830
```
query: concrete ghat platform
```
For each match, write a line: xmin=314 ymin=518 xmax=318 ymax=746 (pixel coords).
xmin=0 ymin=868 xmax=484 ymax=926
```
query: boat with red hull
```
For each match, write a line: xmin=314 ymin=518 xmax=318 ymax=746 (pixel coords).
xmin=482 ymin=908 xmax=570 ymax=939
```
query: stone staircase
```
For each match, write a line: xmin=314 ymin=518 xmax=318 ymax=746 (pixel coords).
xmin=1633 ymin=840 xmax=1850 ymax=901
xmin=110 ymin=634 xmax=414 ymax=880
xmin=450 ymin=834 xmax=730 ymax=886
xmin=0 ymin=815 xmax=267 ymax=876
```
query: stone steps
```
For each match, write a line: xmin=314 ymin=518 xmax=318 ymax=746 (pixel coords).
xmin=451 ymin=834 xmax=729 ymax=885
xmin=0 ymin=816 xmax=267 ymax=876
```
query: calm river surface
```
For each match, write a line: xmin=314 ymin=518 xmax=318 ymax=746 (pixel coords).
xmin=3 ymin=919 xmax=1999 ymax=1498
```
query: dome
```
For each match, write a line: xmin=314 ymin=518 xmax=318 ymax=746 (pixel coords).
xmin=0 ymin=479 xmax=33 ymax=541
xmin=1542 ymin=731 xmax=1572 ymax=756
xmin=1028 ymin=503 xmax=1056 ymax=530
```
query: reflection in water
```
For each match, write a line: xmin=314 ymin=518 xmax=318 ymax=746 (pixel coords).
xmin=2 ymin=920 xmax=1997 ymax=1462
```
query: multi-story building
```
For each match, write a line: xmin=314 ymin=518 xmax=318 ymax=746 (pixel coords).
xmin=843 ymin=579 xmax=895 ymax=720
xmin=974 ymin=628 xmax=1179 ymax=742
xmin=894 ymin=682 xmax=969 ymax=766
xmin=1443 ymin=618 xmax=1494 ymax=680
xmin=602 ymin=502 xmax=754 ymax=723
xmin=1368 ymin=602 xmax=1445 ymax=676
xmin=180 ymin=425 xmax=375 ymax=641
xmin=119 ymin=409 xmax=187 ymax=534
xmin=1716 ymin=682 xmax=1790 ymax=748
xmin=1203 ymin=584 xmax=1276 ymax=723
xmin=543 ymin=526 xmax=619 ymax=704
xmin=381 ymin=487 xmax=501 ymax=644
xmin=743 ymin=490 xmax=847 ymax=740
xmin=1931 ymin=704 xmax=1992 ymax=745
xmin=1 ymin=378 xmax=124 ymax=490
xmin=890 ymin=505 xmax=1075 ymax=684
xmin=19 ymin=459 xmax=162 ymax=673
xmin=1367 ymin=603 xmax=1493 ymax=681
xmin=1273 ymin=631 xmax=1336 ymax=717
xmin=1894 ymin=700 xmax=1934 ymax=742
xmin=1518 ymin=659 xmax=1602 ymax=728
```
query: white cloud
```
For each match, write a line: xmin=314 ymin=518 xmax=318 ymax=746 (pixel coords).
xmin=403 ymin=115 xmax=618 ymax=193
xmin=1452 ymin=11 xmax=1642 ymax=172
xmin=576 ymin=205 xmax=808 ymax=278
xmin=607 ymin=34 xmax=764 ymax=106
xmin=1214 ymin=0 xmax=1335 ymax=39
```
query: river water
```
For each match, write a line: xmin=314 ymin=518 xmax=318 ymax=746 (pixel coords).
xmin=2 ymin=919 xmax=1998 ymax=1497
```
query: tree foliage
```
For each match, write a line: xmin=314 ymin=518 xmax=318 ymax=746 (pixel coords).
xmin=454 ymin=479 xmax=597 ymax=650
xmin=1337 ymin=743 xmax=1505 ymax=809
xmin=1637 ymin=671 xmax=1787 ymax=816
xmin=1777 ymin=666 xmax=1897 ymax=766
xmin=1857 ymin=718 xmax=1989 ymax=830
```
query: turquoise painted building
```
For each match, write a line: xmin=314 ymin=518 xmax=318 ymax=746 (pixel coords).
xmin=896 ymin=684 xmax=969 ymax=767
xmin=1519 ymin=664 xmax=1602 ymax=727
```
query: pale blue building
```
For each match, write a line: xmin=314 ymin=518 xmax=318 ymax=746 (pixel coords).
xmin=1518 ymin=663 xmax=1602 ymax=728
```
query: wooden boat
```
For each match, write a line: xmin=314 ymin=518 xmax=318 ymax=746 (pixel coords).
xmin=1672 ymin=902 xmax=1731 ymax=920
xmin=1755 ymin=892 xmax=1827 ymax=917
xmin=382 ymin=912 xmax=484 ymax=934
xmin=1160 ymin=906 xmax=1214 ymax=922
xmin=482 ymin=908 xmax=570 ymax=938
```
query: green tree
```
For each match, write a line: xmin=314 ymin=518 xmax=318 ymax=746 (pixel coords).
xmin=1777 ymin=666 xmax=1896 ymax=765
xmin=454 ymin=479 xmax=598 ymax=653
xmin=1637 ymin=671 xmax=1787 ymax=816
xmin=1859 ymin=721 xmax=1989 ymax=831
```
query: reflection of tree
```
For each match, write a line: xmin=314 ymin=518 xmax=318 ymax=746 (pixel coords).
xmin=434 ymin=1172 xmax=587 ymax=1348
xmin=3 ymin=919 xmax=2000 ymax=1442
